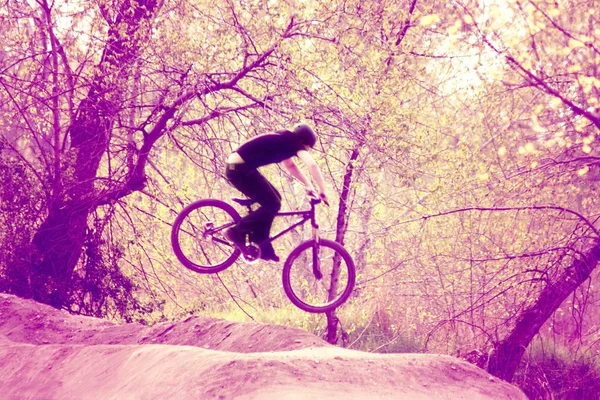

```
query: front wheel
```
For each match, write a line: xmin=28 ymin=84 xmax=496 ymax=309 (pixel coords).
xmin=171 ymin=199 xmax=241 ymax=273
xmin=282 ymin=239 xmax=356 ymax=313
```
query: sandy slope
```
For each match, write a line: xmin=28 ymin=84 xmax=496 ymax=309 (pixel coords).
xmin=0 ymin=294 xmax=526 ymax=399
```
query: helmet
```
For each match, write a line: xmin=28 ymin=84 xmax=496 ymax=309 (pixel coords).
xmin=293 ymin=123 xmax=317 ymax=148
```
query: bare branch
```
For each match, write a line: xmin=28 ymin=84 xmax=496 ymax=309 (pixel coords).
xmin=412 ymin=206 xmax=600 ymax=238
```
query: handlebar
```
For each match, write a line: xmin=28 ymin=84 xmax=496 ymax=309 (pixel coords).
xmin=307 ymin=192 xmax=329 ymax=207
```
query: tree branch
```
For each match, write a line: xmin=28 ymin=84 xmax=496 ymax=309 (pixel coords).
xmin=417 ymin=206 xmax=599 ymax=237
xmin=395 ymin=0 xmax=418 ymax=46
xmin=94 ymin=17 xmax=298 ymax=206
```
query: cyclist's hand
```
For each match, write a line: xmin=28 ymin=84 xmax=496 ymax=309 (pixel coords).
xmin=320 ymin=192 xmax=330 ymax=207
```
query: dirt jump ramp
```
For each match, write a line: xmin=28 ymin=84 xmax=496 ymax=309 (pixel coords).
xmin=0 ymin=294 xmax=526 ymax=399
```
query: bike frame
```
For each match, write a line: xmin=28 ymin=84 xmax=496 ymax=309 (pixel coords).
xmin=210 ymin=199 xmax=320 ymax=247
xmin=250 ymin=199 xmax=320 ymax=245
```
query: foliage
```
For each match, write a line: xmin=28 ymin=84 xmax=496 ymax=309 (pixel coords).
xmin=66 ymin=210 xmax=155 ymax=321
xmin=0 ymin=137 xmax=43 ymax=294
xmin=515 ymin=339 xmax=600 ymax=400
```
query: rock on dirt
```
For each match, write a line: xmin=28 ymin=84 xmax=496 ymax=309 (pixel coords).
xmin=0 ymin=294 xmax=526 ymax=399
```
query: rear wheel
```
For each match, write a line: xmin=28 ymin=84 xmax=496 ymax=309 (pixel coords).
xmin=282 ymin=239 xmax=355 ymax=313
xmin=171 ymin=199 xmax=241 ymax=273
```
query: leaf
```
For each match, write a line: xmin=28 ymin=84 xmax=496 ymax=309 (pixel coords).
xmin=568 ymin=38 xmax=585 ymax=49
xmin=447 ymin=20 xmax=462 ymax=35
xmin=548 ymin=97 xmax=562 ymax=108
xmin=547 ymin=8 xmax=560 ymax=18
xmin=577 ymin=166 xmax=589 ymax=176
xmin=420 ymin=14 xmax=440 ymax=27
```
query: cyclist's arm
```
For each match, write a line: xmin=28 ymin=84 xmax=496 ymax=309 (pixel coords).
xmin=281 ymin=158 xmax=313 ymax=190
xmin=296 ymin=150 xmax=328 ymax=203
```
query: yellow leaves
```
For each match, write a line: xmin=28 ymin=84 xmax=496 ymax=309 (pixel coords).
xmin=463 ymin=14 xmax=473 ymax=25
xmin=568 ymin=38 xmax=585 ymax=49
xmin=558 ymin=47 xmax=573 ymax=57
xmin=498 ymin=146 xmax=507 ymax=157
xmin=420 ymin=14 xmax=440 ymax=27
xmin=525 ymin=142 xmax=536 ymax=153
xmin=578 ymin=76 xmax=600 ymax=94
xmin=582 ymin=135 xmax=594 ymax=153
xmin=528 ymin=18 xmax=546 ymax=34
xmin=567 ymin=64 xmax=581 ymax=73
xmin=447 ymin=20 xmax=462 ymax=35
xmin=549 ymin=97 xmax=562 ymax=108
xmin=520 ymin=59 xmax=533 ymax=72
xmin=581 ymin=36 xmax=594 ymax=45
xmin=577 ymin=166 xmax=589 ymax=176
xmin=531 ymin=114 xmax=545 ymax=133
xmin=547 ymin=8 xmax=560 ymax=18
xmin=478 ymin=172 xmax=489 ymax=181
xmin=518 ymin=142 xmax=536 ymax=155
xmin=533 ymin=104 xmax=544 ymax=115
xmin=576 ymin=118 xmax=590 ymax=132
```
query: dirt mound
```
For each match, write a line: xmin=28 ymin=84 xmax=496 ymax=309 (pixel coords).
xmin=0 ymin=294 xmax=526 ymax=399
xmin=0 ymin=294 xmax=324 ymax=352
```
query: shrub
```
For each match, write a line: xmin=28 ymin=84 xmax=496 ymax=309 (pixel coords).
xmin=514 ymin=341 xmax=600 ymax=400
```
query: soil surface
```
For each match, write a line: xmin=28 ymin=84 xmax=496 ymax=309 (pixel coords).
xmin=0 ymin=294 xmax=527 ymax=399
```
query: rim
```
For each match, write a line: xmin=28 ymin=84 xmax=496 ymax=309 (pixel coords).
xmin=175 ymin=205 xmax=237 ymax=268
xmin=287 ymin=243 xmax=351 ymax=310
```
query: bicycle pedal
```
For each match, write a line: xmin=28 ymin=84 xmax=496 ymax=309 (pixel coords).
xmin=241 ymin=242 xmax=261 ymax=264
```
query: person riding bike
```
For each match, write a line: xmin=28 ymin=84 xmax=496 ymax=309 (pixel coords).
xmin=224 ymin=123 xmax=329 ymax=262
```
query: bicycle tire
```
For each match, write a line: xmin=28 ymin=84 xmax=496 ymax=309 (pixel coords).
xmin=171 ymin=199 xmax=241 ymax=273
xmin=282 ymin=239 xmax=356 ymax=313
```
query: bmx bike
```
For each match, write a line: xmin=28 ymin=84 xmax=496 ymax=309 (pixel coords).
xmin=171 ymin=196 xmax=355 ymax=313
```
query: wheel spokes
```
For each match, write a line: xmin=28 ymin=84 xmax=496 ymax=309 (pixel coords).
xmin=177 ymin=206 xmax=237 ymax=268
xmin=287 ymin=244 xmax=350 ymax=308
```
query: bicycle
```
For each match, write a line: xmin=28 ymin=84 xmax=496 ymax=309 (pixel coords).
xmin=171 ymin=195 xmax=356 ymax=313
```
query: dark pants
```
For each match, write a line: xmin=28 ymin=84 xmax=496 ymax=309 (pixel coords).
xmin=225 ymin=164 xmax=281 ymax=248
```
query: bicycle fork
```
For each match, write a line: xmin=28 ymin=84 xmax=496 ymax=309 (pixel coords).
xmin=312 ymin=225 xmax=323 ymax=280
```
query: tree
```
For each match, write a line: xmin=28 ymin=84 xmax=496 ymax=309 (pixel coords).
xmin=449 ymin=0 xmax=600 ymax=381
xmin=0 ymin=0 xmax=315 ymax=312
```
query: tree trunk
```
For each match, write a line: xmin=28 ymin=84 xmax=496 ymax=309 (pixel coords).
xmin=326 ymin=311 xmax=340 ymax=344
xmin=25 ymin=0 xmax=158 ymax=309
xmin=326 ymin=146 xmax=360 ymax=343
xmin=487 ymin=242 xmax=600 ymax=381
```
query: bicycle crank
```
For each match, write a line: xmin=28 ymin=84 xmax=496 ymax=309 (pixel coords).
xmin=241 ymin=242 xmax=261 ymax=265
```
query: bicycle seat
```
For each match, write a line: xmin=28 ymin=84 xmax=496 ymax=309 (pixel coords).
xmin=232 ymin=197 xmax=257 ymax=207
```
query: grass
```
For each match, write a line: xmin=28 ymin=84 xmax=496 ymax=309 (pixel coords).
xmin=514 ymin=339 xmax=600 ymax=400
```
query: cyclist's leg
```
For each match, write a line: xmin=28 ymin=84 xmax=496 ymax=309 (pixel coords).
xmin=226 ymin=167 xmax=281 ymax=249
xmin=251 ymin=179 xmax=282 ymax=243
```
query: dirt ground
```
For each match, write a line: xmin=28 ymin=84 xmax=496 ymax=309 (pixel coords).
xmin=0 ymin=294 xmax=527 ymax=399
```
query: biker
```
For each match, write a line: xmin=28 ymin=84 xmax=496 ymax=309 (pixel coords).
xmin=224 ymin=123 xmax=329 ymax=262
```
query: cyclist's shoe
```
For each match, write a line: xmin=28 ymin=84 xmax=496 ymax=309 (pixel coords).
xmin=225 ymin=227 xmax=245 ymax=250
xmin=261 ymin=253 xmax=280 ymax=262
xmin=260 ymin=245 xmax=280 ymax=262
